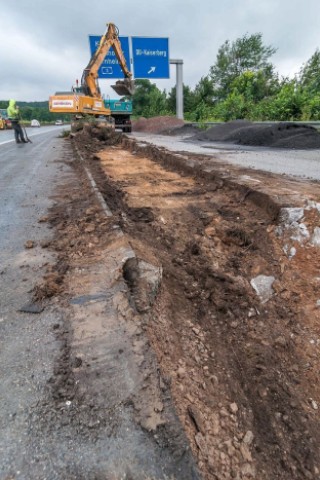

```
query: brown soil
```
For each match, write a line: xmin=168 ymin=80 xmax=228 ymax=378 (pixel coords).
xmin=132 ymin=115 xmax=185 ymax=133
xmin=37 ymin=124 xmax=320 ymax=480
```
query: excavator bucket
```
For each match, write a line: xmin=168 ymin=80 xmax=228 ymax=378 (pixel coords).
xmin=111 ymin=79 xmax=135 ymax=96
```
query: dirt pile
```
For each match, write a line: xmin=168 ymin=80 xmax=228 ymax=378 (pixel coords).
xmin=132 ymin=115 xmax=185 ymax=133
xmin=193 ymin=121 xmax=320 ymax=149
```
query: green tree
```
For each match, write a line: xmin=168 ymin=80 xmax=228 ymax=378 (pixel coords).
xmin=210 ymin=33 xmax=277 ymax=100
xmin=166 ymin=84 xmax=197 ymax=115
xmin=143 ymin=88 xmax=169 ymax=117
xmin=212 ymin=92 xmax=247 ymax=121
xmin=230 ymin=70 xmax=279 ymax=102
xmin=302 ymin=95 xmax=320 ymax=120
xmin=191 ymin=100 xmax=214 ymax=122
xmin=299 ymin=49 xmax=320 ymax=95
xmin=131 ymin=79 xmax=160 ymax=116
xmin=193 ymin=76 xmax=215 ymax=104
xmin=267 ymin=79 xmax=305 ymax=121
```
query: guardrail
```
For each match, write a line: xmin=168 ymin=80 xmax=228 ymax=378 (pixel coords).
xmin=191 ymin=121 xmax=320 ymax=129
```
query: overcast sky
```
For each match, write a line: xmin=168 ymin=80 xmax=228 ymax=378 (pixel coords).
xmin=1 ymin=0 xmax=320 ymax=101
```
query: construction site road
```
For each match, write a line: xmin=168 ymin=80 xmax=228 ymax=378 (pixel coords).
xmin=0 ymin=125 xmax=68 ymax=145
xmin=2 ymin=123 xmax=320 ymax=480
xmin=0 ymin=129 xmax=199 ymax=479
xmin=130 ymin=132 xmax=320 ymax=180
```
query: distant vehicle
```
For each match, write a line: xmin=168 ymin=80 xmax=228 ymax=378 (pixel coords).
xmin=31 ymin=119 xmax=40 ymax=127
xmin=55 ymin=119 xmax=63 ymax=125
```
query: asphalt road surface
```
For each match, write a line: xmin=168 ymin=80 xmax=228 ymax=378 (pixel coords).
xmin=0 ymin=127 xmax=69 ymax=478
xmin=0 ymin=125 xmax=67 ymax=145
xmin=131 ymin=132 xmax=320 ymax=180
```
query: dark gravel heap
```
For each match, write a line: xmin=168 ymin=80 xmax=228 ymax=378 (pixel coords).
xmin=161 ymin=124 xmax=201 ymax=136
xmin=192 ymin=121 xmax=320 ymax=149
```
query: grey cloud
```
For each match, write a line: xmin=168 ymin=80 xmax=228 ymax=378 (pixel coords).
xmin=1 ymin=0 xmax=320 ymax=100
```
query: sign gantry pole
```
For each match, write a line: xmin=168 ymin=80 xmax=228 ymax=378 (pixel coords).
xmin=170 ymin=59 xmax=184 ymax=120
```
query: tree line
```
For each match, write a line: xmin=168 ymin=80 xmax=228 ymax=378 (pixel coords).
xmin=2 ymin=33 xmax=320 ymax=123
xmin=131 ymin=33 xmax=320 ymax=122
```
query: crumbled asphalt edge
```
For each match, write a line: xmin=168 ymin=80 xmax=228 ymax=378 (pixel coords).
xmin=27 ymin=147 xmax=121 ymax=442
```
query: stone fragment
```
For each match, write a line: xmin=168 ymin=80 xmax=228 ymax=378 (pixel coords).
xmin=240 ymin=444 xmax=252 ymax=462
xmin=241 ymin=463 xmax=256 ymax=477
xmin=19 ymin=303 xmax=44 ymax=314
xmin=250 ymin=275 xmax=275 ymax=303
xmin=25 ymin=240 xmax=35 ymax=249
xmin=275 ymin=335 xmax=287 ymax=347
xmin=310 ymin=399 xmax=318 ymax=410
xmin=220 ymin=407 xmax=229 ymax=417
xmin=279 ymin=207 xmax=304 ymax=225
xmin=177 ymin=366 xmax=186 ymax=378
xmin=230 ymin=402 xmax=238 ymax=414
xmin=84 ymin=224 xmax=95 ymax=233
xmin=188 ymin=405 xmax=206 ymax=434
xmin=310 ymin=227 xmax=320 ymax=247
xmin=195 ymin=432 xmax=208 ymax=456
xmin=290 ymin=223 xmax=310 ymax=243
xmin=243 ymin=430 xmax=254 ymax=445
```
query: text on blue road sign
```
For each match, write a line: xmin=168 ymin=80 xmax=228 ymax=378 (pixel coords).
xmin=132 ymin=37 xmax=170 ymax=79
xmin=88 ymin=36 xmax=131 ymax=79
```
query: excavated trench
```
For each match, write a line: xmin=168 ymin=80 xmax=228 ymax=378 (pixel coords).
xmin=68 ymin=128 xmax=320 ymax=480
xmin=32 ymin=125 xmax=320 ymax=480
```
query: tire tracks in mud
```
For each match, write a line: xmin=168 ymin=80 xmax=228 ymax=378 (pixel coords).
xmin=76 ymin=129 xmax=320 ymax=480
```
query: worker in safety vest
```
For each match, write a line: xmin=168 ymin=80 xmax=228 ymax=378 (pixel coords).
xmin=7 ymin=99 xmax=28 ymax=144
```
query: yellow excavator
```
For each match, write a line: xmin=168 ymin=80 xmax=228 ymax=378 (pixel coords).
xmin=49 ymin=23 xmax=134 ymax=118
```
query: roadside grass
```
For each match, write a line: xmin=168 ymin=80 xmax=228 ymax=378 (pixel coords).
xmin=59 ymin=129 xmax=70 ymax=138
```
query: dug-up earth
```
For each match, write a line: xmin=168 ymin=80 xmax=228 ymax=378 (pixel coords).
xmin=38 ymin=123 xmax=320 ymax=480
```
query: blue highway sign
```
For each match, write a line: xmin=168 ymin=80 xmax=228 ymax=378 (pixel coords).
xmin=132 ymin=37 xmax=169 ymax=79
xmin=88 ymin=35 xmax=131 ymax=78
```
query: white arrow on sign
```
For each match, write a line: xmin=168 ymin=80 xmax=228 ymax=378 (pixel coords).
xmin=148 ymin=66 xmax=156 ymax=74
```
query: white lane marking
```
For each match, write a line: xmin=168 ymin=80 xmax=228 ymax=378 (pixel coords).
xmin=0 ymin=126 xmax=69 ymax=146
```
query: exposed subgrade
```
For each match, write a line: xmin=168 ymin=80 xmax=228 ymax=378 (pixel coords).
xmin=74 ymin=129 xmax=320 ymax=480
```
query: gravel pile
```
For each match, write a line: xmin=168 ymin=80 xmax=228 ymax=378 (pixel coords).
xmin=161 ymin=124 xmax=201 ymax=136
xmin=193 ymin=121 xmax=320 ymax=149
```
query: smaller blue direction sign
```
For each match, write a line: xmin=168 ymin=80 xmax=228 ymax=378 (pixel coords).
xmin=132 ymin=37 xmax=169 ymax=79
xmin=88 ymin=35 xmax=131 ymax=79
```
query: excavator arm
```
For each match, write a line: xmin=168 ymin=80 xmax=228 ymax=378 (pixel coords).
xmin=49 ymin=22 xmax=133 ymax=118
xmin=82 ymin=23 xmax=134 ymax=97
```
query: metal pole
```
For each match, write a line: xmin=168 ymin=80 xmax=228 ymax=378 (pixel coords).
xmin=170 ymin=59 xmax=184 ymax=120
